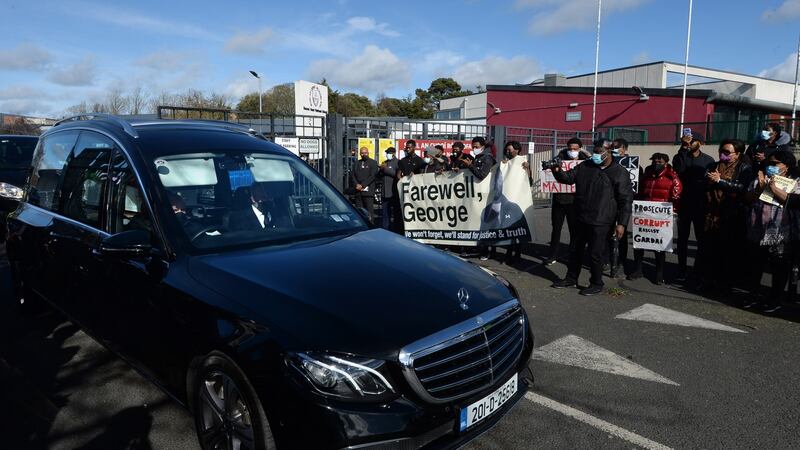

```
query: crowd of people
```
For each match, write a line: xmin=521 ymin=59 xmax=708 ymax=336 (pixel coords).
xmin=349 ymin=123 xmax=799 ymax=312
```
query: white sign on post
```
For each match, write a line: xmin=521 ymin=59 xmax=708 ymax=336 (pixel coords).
xmin=275 ymin=137 xmax=299 ymax=156
xmin=299 ymin=138 xmax=321 ymax=154
xmin=294 ymin=80 xmax=328 ymax=137
xmin=632 ymin=201 xmax=674 ymax=252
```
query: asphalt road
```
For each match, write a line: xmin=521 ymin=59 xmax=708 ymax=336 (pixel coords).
xmin=1 ymin=212 xmax=799 ymax=449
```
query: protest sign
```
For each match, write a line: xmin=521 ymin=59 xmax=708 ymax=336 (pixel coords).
xmin=398 ymin=157 xmax=535 ymax=246
xmin=632 ymin=201 xmax=673 ymax=251
xmin=619 ymin=156 xmax=640 ymax=192
xmin=397 ymin=139 xmax=473 ymax=158
xmin=540 ymin=160 xmax=583 ymax=193
xmin=758 ymin=175 xmax=797 ymax=207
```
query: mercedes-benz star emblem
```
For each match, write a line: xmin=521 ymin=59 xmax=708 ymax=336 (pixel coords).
xmin=457 ymin=288 xmax=470 ymax=310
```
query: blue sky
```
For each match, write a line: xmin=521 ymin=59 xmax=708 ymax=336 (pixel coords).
xmin=2 ymin=0 xmax=800 ymax=117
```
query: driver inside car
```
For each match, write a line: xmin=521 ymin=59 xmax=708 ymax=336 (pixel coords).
xmin=169 ymin=191 xmax=204 ymax=238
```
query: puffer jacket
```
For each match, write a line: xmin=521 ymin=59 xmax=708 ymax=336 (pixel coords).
xmin=638 ymin=164 xmax=682 ymax=210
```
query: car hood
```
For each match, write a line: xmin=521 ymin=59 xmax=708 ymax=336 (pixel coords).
xmin=188 ymin=229 xmax=515 ymax=357
xmin=0 ymin=167 xmax=26 ymax=188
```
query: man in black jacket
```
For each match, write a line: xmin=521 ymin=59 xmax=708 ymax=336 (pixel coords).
xmin=450 ymin=141 xmax=474 ymax=171
xmin=546 ymin=137 xmax=589 ymax=265
xmin=352 ymin=146 xmax=379 ymax=224
xmin=459 ymin=136 xmax=497 ymax=260
xmin=399 ymin=140 xmax=425 ymax=177
xmin=379 ymin=147 xmax=400 ymax=231
xmin=551 ymin=140 xmax=634 ymax=296
xmin=672 ymin=135 xmax=715 ymax=280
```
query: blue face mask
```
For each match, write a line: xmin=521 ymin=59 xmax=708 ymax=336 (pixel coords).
xmin=591 ymin=153 xmax=605 ymax=165
xmin=761 ymin=130 xmax=772 ymax=141
xmin=766 ymin=165 xmax=780 ymax=177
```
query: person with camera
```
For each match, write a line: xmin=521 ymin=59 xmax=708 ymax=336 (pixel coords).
xmin=672 ymin=133 xmax=715 ymax=281
xmin=422 ymin=145 xmax=449 ymax=174
xmin=450 ymin=141 xmax=474 ymax=171
xmin=550 ymin=140 xmax=634 ymax=296
xmin=628 ymin=153 xmax=682 ymax=285
xmin=745 ymin=122 xmax=791 ymax=173
xmin=545 ymin=137 xmax=589 ymax=266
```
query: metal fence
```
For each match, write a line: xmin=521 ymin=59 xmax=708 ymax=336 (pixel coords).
xmin=597 ymin=118 xmax=800 ymax=145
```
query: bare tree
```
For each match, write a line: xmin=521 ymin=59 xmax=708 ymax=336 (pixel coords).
xmin=104 ymin=88 xmax=129 ymax=115
xmin=65 ymin=102 xmax=90 ymax=115
xmin=0 ymin=117 xmax=41 ymax=135
xmin=128 ymin=86 xmax=149 ymax=115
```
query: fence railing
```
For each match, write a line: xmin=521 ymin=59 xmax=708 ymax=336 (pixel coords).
xmin=597 ymin=118 xmax=800 ymax=145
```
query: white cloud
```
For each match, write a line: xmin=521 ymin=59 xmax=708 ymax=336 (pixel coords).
xmin=632 ymin=51 xmax=651 ymax=65
xmin=0 ymin=99 xmax=52 ymax=116
xmin=62 ymin=2 xmax=222 ymax=41
xmin=0 ymin=85 xmax=50 ymax=101
xmin=0 ymin=43 xmax=52 ymax=71
xmin=419 ymin=50 xmax=467 ymax=76
xmin=346 ymin=17 xmax=399 ymax=37
xmin=759 ymin=52 xmax=799 ymax=81
xmin=134 ymin=50 xmax=196 ymax=71
xmin=762 ymin=0 xmax=800 ymax=22
xmin=515 ymin=0 xmax=649 ymax=35
xmin=308 ymin=45 xmax=410 ymax=94
xmin=222 ymin=73 xmax=269 ymax=101
xmin=224 ymin=28 xmax=275 ymax=55
xmin=450 ymin=55 xmax=541 ymax=88
xmin=47 ymin=57 xmax=96 ymax=86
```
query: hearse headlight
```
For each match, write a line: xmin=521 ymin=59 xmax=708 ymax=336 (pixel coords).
xmin=0 ymin=182 xmax=23 ymax=200
xmin=288 ymin=352 xmax=395 ymax=400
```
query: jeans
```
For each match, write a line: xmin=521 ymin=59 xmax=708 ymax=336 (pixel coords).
xmin=566 ymin=221 xmax=613 ymax=287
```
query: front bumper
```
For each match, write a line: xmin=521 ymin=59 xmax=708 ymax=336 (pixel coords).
xmin=270 ymin=360 xmax=534 ymax=449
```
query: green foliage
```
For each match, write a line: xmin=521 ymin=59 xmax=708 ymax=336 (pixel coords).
xmin=236 ymin=83 xmax=294 ymax=115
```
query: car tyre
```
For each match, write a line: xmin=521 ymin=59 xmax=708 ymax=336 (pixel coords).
xmin=193 ymin=352 xmax=276 ymax=450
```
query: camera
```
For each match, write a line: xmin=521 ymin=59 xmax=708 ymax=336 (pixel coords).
xmin=541 ymin=157 xmax=562 ymax=170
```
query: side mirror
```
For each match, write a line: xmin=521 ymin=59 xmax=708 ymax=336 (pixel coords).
xmin=99 ymin=229 xmax=152 ymax=259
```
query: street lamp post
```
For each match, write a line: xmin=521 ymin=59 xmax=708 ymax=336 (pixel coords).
xmin=249 ymin=70 xmax=262 ymax=134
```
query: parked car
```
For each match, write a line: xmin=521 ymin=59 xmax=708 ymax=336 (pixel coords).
xmin=5 ymin=115 xmax=534 ymax=449
xmin=0 ymin=135 xmax=38 ymax=240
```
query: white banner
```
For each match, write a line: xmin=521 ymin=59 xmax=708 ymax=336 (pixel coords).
xmin=398 ymin=157 xmax=535 ymax=246
xmin=632 ymin=201 xmax=673 ymax=251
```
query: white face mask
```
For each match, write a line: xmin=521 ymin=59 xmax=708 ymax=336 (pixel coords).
xmin=423 ymin=157 xmax=431 ymax=164
xmin=385 ymin=153 xmax=394 ymax=160
xmin=473 ymin=146 xmax=483 ymax=156
xmin=567 ymin=150 xmax=580 ymax=159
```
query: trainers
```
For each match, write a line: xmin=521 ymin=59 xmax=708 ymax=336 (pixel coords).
xmin=626 ymin=271 xmax=643 ymax=281
xmin=552 ymin=278 xmax=577 ymax=289
xmin=763 ymin=304 xmax=782 ymax=313
xmin=579 ymin=284 xmax=603 ymax=296
xmin=479 ymin=255 xmax=489 ymax=261
xmin=544 ymin=258 xmax=557 ymax=266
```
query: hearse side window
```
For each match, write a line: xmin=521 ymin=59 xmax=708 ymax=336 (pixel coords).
xmin=28 ymin=131 xmax=79 ymax=212
xmin=58 ymin=131 xmax=114 ymax=229
xmin=110 ymin=150 xmax=153 ymax=235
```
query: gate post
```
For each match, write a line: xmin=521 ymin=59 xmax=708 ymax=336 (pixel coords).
xmin=490 ymin=126 xmax=506 ymax=155
xmin=328 ymin=113 xmax=345 ymax=192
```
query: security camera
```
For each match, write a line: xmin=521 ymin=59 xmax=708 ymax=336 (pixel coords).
xmin=487 ymin=102 xmax=502 ymax=114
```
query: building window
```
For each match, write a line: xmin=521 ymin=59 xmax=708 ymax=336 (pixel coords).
xmin=566 ymin=111 xmax=582 ymax=122
xmin=434 ymin=109 xmax=462 ymax=120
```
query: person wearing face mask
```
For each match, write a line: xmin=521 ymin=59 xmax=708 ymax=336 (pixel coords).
xmin=460 ymin=137 xmax=497 ymax=260
xmin=608 ymin=138 xmax=643 ymax=277
xmin=379 ymin=147 xmax=401 ymax=231
xmin=628 ymin=154 xmax=682 ymax=285
xmin=546 ymin=137 xmax=589 ymax=266
xmin=422 ymin=145 xmax=449 ymax=174
xmin=672 ymin=135 xmax=715 ymax=281
xmin=745 ymin=123 xmax=791 ymax=172
xmin=744 ymin=150 xmax=800 ymax=313
xmin=450 ymin=141 xmax=474 ymax=171
xmin=550 ymin=140 xmax=634 ymax=296
xmin=700 ymin=138 xmax=754 ymax=293
xmin=351 ymin=146 xmax=379 ymax=224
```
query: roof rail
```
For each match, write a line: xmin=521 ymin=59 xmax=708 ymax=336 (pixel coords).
xmin=53 ymin=113 xmax=139 ymax=138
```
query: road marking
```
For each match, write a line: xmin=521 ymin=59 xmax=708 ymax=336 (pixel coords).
xmin=616 ymin=303 xmax=746 ymax=333
xmin=525 ymin=392 xmax=673 ymax=450
xmin=532 ymin=335 xmax=678 ymax=385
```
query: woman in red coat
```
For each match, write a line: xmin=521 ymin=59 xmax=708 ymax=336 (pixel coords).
xmin=628 ymin=153 xmax=682 ymax=284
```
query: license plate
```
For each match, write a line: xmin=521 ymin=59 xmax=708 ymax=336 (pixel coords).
xmin=459 ymin=373 xmax=518 ymax=431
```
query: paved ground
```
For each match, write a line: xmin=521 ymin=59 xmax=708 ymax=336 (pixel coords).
xmin=1 ymin=210 xmax=799 ymax=449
